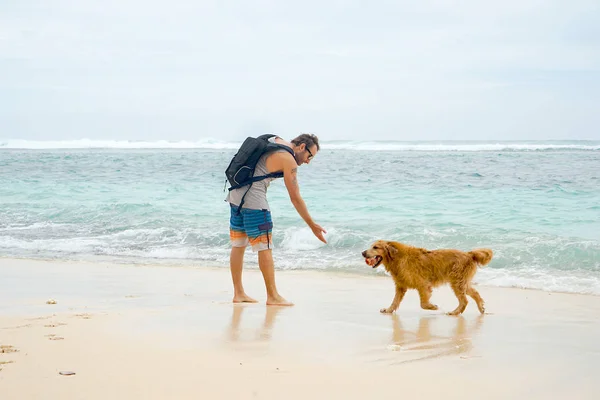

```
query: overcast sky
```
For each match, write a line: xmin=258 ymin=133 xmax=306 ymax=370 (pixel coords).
xmin=1 ymin=0 xmax=599 ymax=142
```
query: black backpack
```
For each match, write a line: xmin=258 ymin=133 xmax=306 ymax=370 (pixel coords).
xmin=225 ymin=134 xmax=294 ymax=212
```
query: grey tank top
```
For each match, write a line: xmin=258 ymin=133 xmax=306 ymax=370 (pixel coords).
xmin=226 ymin=138 xmax=292 ymax=211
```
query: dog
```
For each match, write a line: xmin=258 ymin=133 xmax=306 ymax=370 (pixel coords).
xmin=361 ymin=240 xmax=493 ymax=315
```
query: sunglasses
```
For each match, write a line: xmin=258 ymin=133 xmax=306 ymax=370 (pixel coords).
xmin=306 ymin=147 xmax=314 ymax=160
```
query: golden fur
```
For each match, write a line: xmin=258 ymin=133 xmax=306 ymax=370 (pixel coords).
xmin=361 ymin=240 xmax=493 ymax=315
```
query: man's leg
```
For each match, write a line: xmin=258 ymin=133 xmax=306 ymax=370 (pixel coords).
xmin=230 ymin=245 xmax=258 ymax=303
xmin=258 ymin=249 xmax=293 ymax=306
xmin=229 ymin=204 xmax=257 ymax=303
xmin=241 ymin=207 xmax=291 ymax=306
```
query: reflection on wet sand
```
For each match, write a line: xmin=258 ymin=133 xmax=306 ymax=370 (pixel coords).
xmin=383 ymin=314 xmax=484 ymax=364
xmin=225 ymin=305 xmax=484 ymax=364
xmin=226 ymin=304 xmax=286 ymax=343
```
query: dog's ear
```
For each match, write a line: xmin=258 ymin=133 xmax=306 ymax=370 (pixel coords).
xmin=384 ymin=242 xmax=397 ymax=259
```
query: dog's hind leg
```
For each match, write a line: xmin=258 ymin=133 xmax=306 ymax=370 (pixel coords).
xmin=467 ymin=286 xmax=485 ymax=314
xmin=418 ymin=285 xmax=438 ymax=310
xmin=380 ymin=286 xmax=407 ymax=314
xmin=448 ymin=284 xmax=468 ymax=316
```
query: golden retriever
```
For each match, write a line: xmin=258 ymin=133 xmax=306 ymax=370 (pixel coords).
xmin=361 ymin=240 xmax=493 ymax=315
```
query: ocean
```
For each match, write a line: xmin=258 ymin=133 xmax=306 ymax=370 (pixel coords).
xmin=1 ymin=139 xmax=599 ymax=295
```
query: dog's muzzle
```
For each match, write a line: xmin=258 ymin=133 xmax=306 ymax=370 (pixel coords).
xmin=362 ymin=251 xmax=382 ymax=268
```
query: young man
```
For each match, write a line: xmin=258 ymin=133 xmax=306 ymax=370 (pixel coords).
xmin=226 ymin=133 xmax=326 ymax=306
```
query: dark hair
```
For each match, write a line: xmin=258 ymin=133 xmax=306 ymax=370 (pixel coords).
xmin=291 ymin=133 xmax=320 ymax=151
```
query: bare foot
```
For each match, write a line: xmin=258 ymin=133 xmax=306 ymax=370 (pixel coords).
xmin=233 ymin=294 xmax=258 ymax=303
xmin=266 ymin=295 xmax=294 ymax=306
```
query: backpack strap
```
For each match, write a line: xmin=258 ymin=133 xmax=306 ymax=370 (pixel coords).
xmin=229 ymin=142 xmax=294 ymax=191
xmin=235 ymin=184 xmax=252 ymax=214
xmin=228 ymin=171 xmax=284 ymax=191
xmin=231 ymin=139 xmax=294 ymax=214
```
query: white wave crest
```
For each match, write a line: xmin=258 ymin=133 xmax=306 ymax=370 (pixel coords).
xmin=324 ymin=141 xmax=600 ymax=152
xmin=475 ymin=267 xmax=600 ymax=295
xmin=0 ymin=138 xmax=240 ymax=150
xmin=1 ymin=139 xmax=598 ymax=151
xmin=280 ymin=227 xmax=328 ymax=251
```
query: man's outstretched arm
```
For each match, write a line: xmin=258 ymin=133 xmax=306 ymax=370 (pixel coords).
xmin=282 ymin=156 xmax=327 ymax=243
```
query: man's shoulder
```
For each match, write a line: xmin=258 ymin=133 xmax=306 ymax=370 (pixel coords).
xmin=266 ymin=138 xmax=293 ymax=157
xmin=266 ymin=148 xmax=294 ymax=162
xmin=265 ymin=146 xmax=295 ymax=172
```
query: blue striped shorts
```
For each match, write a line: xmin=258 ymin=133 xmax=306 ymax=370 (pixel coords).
xmin=229 ymin=205 xmax=274 ymax=252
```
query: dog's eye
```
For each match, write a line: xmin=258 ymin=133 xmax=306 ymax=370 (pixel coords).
xmin=373 ymin=246 xmax=379 ymax=249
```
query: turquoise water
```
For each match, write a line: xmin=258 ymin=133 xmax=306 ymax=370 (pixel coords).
xmin=1 ymin=140 xmax=599 ymax=294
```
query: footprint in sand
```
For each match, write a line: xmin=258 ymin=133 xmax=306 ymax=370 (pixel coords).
xmin=74 ymin=313 xmax=92 ymax=319
xmin=1 ymin=345 xmax=19 ymax=354
xmin=0 ymin=360 xmax=15 ymax=371
xmin=44 ymin=323 xmax=67 ymax=328
xmin=45 ymin=334 xmax=65 ymax=340
xmin=0 ymin=346 xmax=18 ymax=372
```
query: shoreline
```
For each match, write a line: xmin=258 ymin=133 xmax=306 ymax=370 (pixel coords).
xmin=1 ymin=255 xmax=598 ymax=298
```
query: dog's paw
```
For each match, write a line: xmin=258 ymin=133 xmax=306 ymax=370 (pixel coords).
xmin=380 ymin=308 xmax=394 ymax=314
xmin=421 ymin=303 xmax=438 ymax=311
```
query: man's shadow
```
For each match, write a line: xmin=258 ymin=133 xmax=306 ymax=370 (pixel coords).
xmin=227 ymin=304 xmax=286 ymax=343
xmin=385 ymin=314 xmax=485 ymax=364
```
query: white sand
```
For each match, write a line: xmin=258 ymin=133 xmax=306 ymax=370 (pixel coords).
xmin=1 ymin=258 xmax=599 ymax=399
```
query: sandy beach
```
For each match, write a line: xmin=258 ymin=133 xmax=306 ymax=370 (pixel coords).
xmin=1 ymin=258 xmax=599 ymax=399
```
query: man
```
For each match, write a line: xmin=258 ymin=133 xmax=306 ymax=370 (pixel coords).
xmin=226 ymin=133 xmax=326 ymax=306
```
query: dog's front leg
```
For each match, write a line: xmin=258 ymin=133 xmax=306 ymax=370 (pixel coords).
xmin=380 ymin=286 xmax=407 ymax=314
xmin=418 ymin=286 xmax=438 ymax=311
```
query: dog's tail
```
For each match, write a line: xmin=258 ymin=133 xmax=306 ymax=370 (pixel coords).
xmin=469 ymin=248 xmax=493 ymax=266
